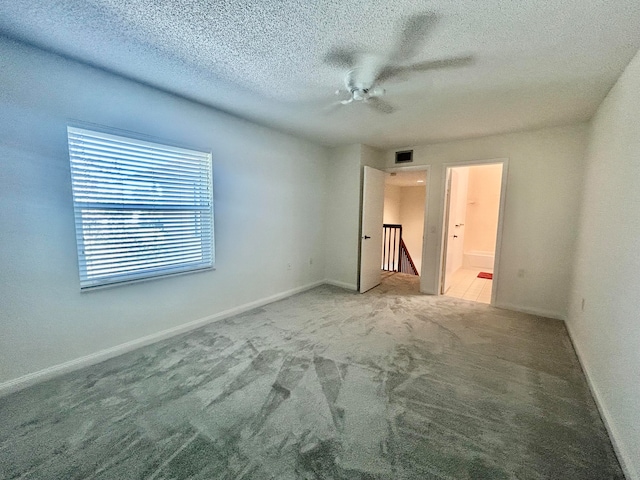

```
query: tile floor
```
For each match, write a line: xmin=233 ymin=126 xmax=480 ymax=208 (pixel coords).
xmin=444 ymin=267 xmax=493 ymax=304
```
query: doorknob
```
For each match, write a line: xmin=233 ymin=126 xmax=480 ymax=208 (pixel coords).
xmin=453 ymin=235 xmax=458 ymax=238
xmin=363 ymin=235 xmax=371 ymax=239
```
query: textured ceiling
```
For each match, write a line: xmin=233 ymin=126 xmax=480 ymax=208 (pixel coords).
xmin=1 ymin=0 xmax=639 ymax=148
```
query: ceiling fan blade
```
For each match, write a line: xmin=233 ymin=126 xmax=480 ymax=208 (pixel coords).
xmin=393 ymin=12 xmax=438 ymax=62
xmin=366 ymin=97 xmax=395 ymax=114
xmin=369 ymin=86 xmax=386 ymax=97
xmin=408 ymin=55 xmax=475 ymax=72
xmin=322 ymin=100 xmax=346 ymax=114
xmin=376 ymin=55 xmax=474 ymax=83
xmin=375 ymin=66 xmax=405 ymax=83
xmin=325 ymin=47 xmax=358 ymax=68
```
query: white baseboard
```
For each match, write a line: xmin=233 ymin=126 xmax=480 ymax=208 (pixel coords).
xmin=324 ymin=279 xmax=358 ymax=291
xmin=0 ymin=280 xmax=325 ymax=398
xmin=493 ymin=302 xmax=566 ymax=321
xmin=565 ymin=321 xmax=637 ymax=480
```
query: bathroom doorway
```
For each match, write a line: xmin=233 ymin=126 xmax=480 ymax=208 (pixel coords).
xmin=441 ymin=162 xmax=505 ymax=304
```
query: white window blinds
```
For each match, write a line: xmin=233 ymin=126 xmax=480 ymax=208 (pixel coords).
xmin=68 ymin=126 xmax=214 ymax=289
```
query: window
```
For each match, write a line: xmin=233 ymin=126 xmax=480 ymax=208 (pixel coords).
xmin=68 ymin=126 xmax=214 ymax=289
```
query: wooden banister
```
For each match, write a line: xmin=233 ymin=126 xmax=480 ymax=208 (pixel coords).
xmin=399 ymin=238 xmax=418 ymax=276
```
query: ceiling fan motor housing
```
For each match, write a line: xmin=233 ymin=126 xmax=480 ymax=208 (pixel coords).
xmin=352 ymin=88 xmax=366 ymax=101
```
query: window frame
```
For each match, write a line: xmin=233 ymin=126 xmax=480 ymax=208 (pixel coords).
xmin=67 ymin=125 xmax=215 ymax=290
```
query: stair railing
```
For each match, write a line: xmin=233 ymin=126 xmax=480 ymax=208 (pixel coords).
xmin=382 ymin=224 xmax=419 ymax=275
xmin=382 ymin=224 xmax=402 ymax=271
xmin=399 ymin=238 xmax=419 ymax=276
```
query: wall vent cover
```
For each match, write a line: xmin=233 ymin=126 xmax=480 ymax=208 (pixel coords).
xmin=395 ymin=150 xmax=413 ymax=164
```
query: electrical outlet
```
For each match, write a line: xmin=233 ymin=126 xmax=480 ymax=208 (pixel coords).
xmin=287 ymin=263 xmax=292 ymax=271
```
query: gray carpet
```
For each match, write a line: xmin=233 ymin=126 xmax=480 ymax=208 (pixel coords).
xmin=0 ymin=273 xmax=623 ymax=479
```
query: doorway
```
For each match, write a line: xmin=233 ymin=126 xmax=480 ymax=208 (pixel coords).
xmin=441 ymin=162 xmax=505 ymax=304
xmin=382 ymin=169 xmax=427 ymax=277
xmin=358 ymin=165 xmax=428 ymax=294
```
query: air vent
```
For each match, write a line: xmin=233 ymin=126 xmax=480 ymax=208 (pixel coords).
xmin=395 ymin=150 xmax=413 ymax=164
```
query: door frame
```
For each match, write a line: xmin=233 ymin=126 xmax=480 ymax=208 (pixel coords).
xmin=438 ymin=158 xmax=509 ymax=305
xmin=383 ymin=165 xmax=431 ymax=279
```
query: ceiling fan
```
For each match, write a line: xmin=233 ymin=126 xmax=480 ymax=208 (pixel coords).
xmin=325 ymin=12 xmax=473 ymax=114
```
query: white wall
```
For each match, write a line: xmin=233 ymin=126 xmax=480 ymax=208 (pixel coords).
xmin=567 ymin=48 xmax=640 ymax=480
xmin=399 ymin=186 xmax=426 ymax=273
xmin=383 ymin=184 xmax=401 ymax=224
xmin=323 ymin=144 xmax=385 ymax=290
xmin=324 ymin=144 xmax=361 ymax=290
xmin=464 ymin=164 xmax=503 ymax=255
xmin=360 ymin=144 xmax=386 ymax=170
xmin=0 ymin=38 xmax=328 ymax=385
xmin=383 ymin=124 xmax=588 ymax=319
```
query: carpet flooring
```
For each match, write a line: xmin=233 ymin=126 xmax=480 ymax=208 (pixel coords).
xmin=0 ymin=273 xmax=623 ymax=479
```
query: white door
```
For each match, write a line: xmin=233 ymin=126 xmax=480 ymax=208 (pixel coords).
xmin=359 ymin=166 xmax=385 ymax=293
xmin=442 ymin=169 xmax=460 ymax=293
